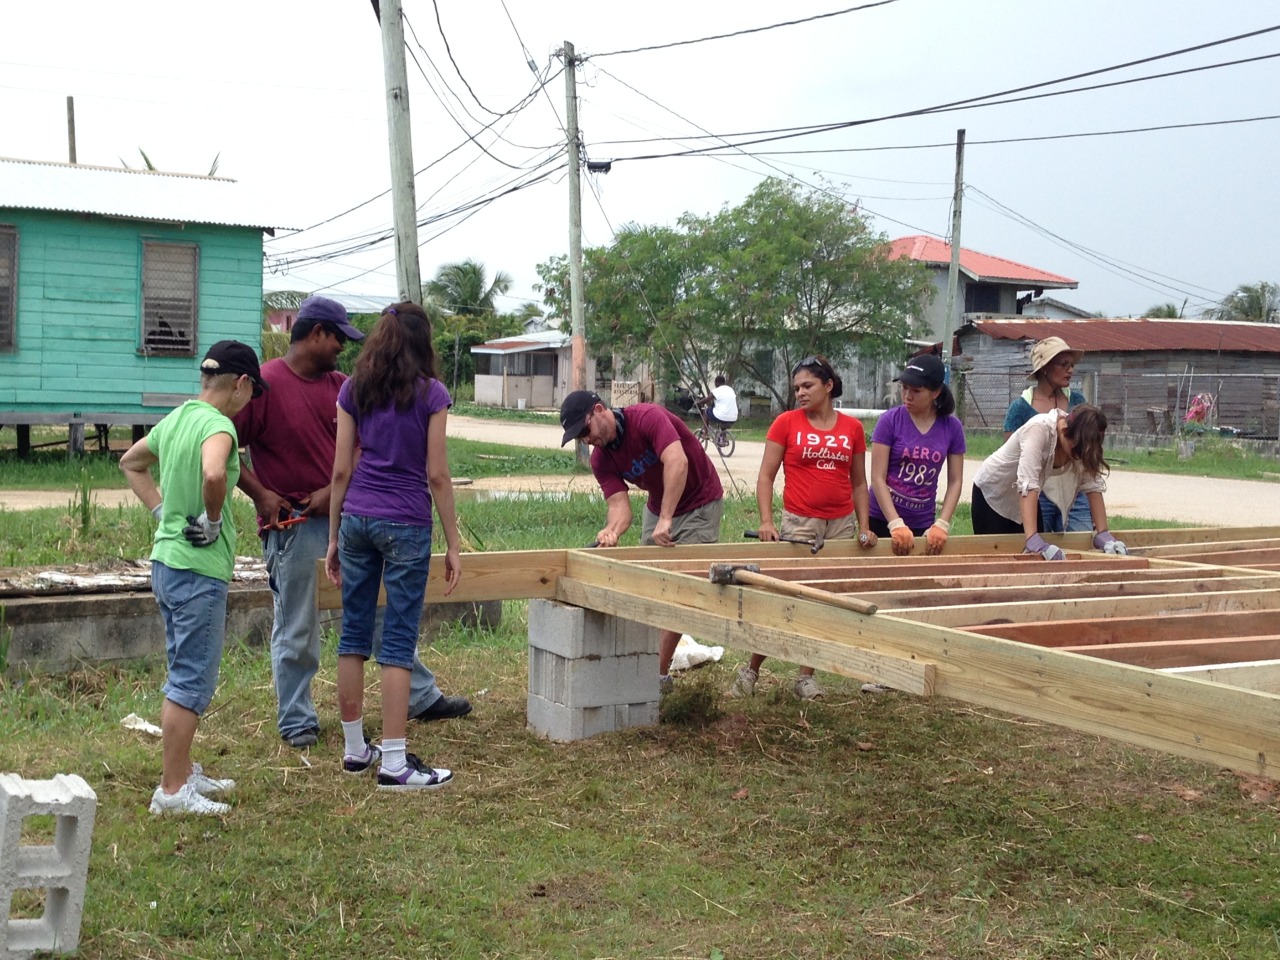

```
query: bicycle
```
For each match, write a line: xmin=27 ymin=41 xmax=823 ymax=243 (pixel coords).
xmin=694 ymin=409 xmax=736 ymax=457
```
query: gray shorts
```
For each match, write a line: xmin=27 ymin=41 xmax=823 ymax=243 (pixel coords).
xmin=641 ymin=498 xmax=723 ymax=545
xmin=780 ymin=510 xmax=856 ymax=542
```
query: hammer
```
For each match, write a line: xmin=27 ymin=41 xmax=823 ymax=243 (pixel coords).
xmin=708 ymin=563 xmax=876 ymax=615
xmin=743 ymin=529 xmax=825 ymax=554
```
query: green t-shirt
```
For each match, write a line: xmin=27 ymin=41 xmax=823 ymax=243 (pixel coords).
xmin=147 ymin=400 xmax=240 ymax=582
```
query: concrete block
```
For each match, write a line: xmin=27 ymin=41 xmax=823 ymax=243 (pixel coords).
xmin=527 ymin=693 xmax=660 ymax=742
xmin=527 ymin=599 xmax=661 ymax=741
xmin=528 ymin=599 xmax=657 ymax=660
xmin=0 ymin=773 xmax=97 ymax=958
xmin=528 ymin=647 xmax=658 ymax=707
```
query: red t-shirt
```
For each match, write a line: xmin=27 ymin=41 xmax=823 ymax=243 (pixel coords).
xmin=766 ymin=408 xmax=867 ymax=520
xmin=232 ymin=358 xmax=347 ymax=515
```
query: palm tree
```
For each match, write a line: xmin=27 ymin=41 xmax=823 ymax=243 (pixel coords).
xmin=1144 ymin=302 xmax=1182 ymax=319
xmin=425 ymin=259 xmax=513 ymax=316
xmin=424 ymin=259 xmax=514 ymax=393
xmin=1212 ymin=282 xmax=1280 ymax=324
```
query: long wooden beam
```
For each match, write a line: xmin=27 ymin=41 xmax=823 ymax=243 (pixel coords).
xmin=864 ymin=576 xmax=1279 ymax=611
xmin=1065 ymin=636 xmax=1280 ymax=669
xmin=556 ymin=550 xmax=1280 ymax=777
xmin=965 ymin=609 xmax=1280 ymax=647
xmin=643 ymin=556 xmax=1149 ymax=579
xmin=1163 ymin=660 xmax=1280 ymax=694
xmin=890 ymin=587 xmax=1280 ymax=628
xmin=1133 ymin=537 xmax=1280 ymax=558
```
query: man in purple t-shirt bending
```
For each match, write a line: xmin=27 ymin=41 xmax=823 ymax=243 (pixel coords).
xmin=559 ymin=391 xmax=724 ymax=686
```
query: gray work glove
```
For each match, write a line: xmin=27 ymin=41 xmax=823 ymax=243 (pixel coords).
xmin=183 ymin=512 xmax=223 ymax=547
xmin=1093 ymin=530 xmax=1128 ymax=555
xmin=150 ymin=503 xmax=163 ymax=521
xmin=1025 ymin=532 xmax=1066 ymax=561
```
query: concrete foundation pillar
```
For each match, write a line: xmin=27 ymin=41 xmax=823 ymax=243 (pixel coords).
xmin=0 ymin=774 xmax=96 ymax=959
xmin=527 ymin=599 xmax=659 ymax=741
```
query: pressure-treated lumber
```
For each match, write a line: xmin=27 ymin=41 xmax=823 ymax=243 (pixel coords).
xmin=964 ymin=609 xmax=1280 ymax=647
xmin=1064 ymin=636 xmax=1280 ymax=669
xmin=558 ymin=549 xmax=1280 ymax=778
xmin=1163 ymin=660 xmax=1280 ymax=694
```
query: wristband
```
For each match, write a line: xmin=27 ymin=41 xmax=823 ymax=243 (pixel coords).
xmin=932 ymin=519 xmax=951 ymax=533
xmin=887 ymin=518 xmax=906 ymax=531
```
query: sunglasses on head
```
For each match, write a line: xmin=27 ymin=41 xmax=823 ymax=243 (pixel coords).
xmin=792 ymin=355 xmax=824 ymax=376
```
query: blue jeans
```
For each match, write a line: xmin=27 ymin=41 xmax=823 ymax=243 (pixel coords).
xmin=1038 ymin=491 xmax=1093 ymax=533
xmin=265 ymin=515 xmax=442 ymax=738
xmin=152 ymin=561 xmax=228 ymax=716
xmin=337 ymin=514 xmax=433 ymax=670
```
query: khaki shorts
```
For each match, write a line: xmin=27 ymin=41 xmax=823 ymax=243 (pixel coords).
xmin=780 ymin=510 xmax=856 ymax=542
xmin=641 ymin=498 xmax=724 ymax=545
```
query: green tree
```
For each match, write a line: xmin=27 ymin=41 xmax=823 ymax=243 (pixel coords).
xmin=425 ymin=259 xmax=516 ymax=393
xmin=1212 ymin=282 xmax=1280 ymax=324
xmin=1144 ymin=302 xmax=1183 ymax=318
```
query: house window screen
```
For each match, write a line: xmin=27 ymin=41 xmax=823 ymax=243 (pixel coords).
xmin=142 ymin=241 xmax=198 ymax=355
xmin=0 ymin=226 xmax=15 ymax=352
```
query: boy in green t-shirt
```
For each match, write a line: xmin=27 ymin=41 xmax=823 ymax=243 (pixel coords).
xmin=120 ymin=340 xmax=267 ymax=815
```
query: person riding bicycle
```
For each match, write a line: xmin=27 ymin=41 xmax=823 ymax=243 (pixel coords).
xmin=697 ymin=375 xmax=738 ymax=430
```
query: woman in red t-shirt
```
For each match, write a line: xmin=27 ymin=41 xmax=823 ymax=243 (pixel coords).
xmin=728 ymin=355 xmax=877 ymax=701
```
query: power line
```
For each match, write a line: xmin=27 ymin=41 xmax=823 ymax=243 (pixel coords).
xmin=589 ymin=24 xmax=1280 ymax=153
xmin=589 ymin=0 xmax=901 ymax=59
xmin=429 ymin=0 xmax=505 ymax=117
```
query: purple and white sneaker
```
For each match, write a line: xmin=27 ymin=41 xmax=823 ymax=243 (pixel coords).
xmin=342 ymin=739 xmax=382 ymax=775
xmin=377 ymin=753 xmax=453 ymax=792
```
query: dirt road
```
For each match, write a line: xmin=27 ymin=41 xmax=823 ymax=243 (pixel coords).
xmin=1 ymin=412 xmax=1274 ymax=526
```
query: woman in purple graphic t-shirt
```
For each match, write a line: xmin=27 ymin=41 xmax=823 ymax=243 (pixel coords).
xmin=869 ymin=354 xmax=967 ymax=556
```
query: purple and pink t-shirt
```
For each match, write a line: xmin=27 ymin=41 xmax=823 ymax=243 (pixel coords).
xmin=868 ymin=405 xmax=967 ymax=530
xmin=337 ymin=376 xmax=452 ymax=526
xmin=591 ymin=404 xmax=722 ymax=517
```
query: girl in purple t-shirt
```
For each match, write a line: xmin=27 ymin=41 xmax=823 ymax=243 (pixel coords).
xmin=325 ymin=302 xmax=462 ymax=793
xmin=869 ymin=354 xmax=967 ymax=556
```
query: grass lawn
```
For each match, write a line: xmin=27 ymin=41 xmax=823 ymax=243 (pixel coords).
xmin=5 ymin=598 xmax=1279 ymax=959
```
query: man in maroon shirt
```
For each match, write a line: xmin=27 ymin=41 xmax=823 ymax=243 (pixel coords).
xmin=560 ymin=390 xmax=723 ymax=686
xmin=235 ymin=296 xmax=470 ymax=749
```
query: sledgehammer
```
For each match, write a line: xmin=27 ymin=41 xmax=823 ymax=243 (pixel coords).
xmin=743 ymin=529 xmax=824 ymax=554
xmin=708 ymin=563 xmax=877 ymax=616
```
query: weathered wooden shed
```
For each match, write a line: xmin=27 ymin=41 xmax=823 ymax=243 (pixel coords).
xmin=954 ymin=316 xmax=1280 ymax=437
xmin=0 ymin=157 xmax=278 ymax=451
xmin=471 ymin=329 xmax=595 ymax=410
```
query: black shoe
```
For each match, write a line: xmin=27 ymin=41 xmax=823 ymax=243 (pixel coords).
xmin=283 ymin=728 xmax=319 ymax=749
xmin=410 ymin=695 xmax=472 ymax=724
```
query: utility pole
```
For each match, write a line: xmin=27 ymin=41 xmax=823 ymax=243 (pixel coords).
xmin=66 ymin=96 xmax=76 ymax=163
xmin=378 ymin=0 xmax=422 ymax=302
xmin=941 ymin=128 xmax=965 ymax=374
xmin=564 ymin=41 xmax=587 ymax=395
xmin=563 ymin=41 xmax=590 ymax=465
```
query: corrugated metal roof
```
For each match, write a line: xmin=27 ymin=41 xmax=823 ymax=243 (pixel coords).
xmin=472 ymin=330 xmax=570 ymax=354
xmin=0 ymin=156 xmax=283 ymax=231
xmin=888 ymin=235 xmax=1077 ymax=289
xmin=969 ymin=317 xmax=1280 ymax=353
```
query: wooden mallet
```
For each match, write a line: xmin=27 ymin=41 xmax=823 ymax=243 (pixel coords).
xmin=707 ymin=563 xmax=877 ymax=616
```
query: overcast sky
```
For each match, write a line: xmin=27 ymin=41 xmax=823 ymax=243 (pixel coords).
xmin=2 ymin=0 xmax=1276 ymax=319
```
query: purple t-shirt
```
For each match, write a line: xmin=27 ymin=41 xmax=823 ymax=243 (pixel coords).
xmin=868 ymin=405 xmax=967 ymax=530
xmin=337 ymin=376 xmax=451 ymax=526
xmin=591 ymin=404 xmax=723 ymax=517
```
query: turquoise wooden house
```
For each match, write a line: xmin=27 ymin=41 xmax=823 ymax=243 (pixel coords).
xmin=0 ymin=157 xmax=278 ymax=453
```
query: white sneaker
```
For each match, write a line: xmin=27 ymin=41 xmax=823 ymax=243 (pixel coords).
xmin=150 ymin=782 xmax=231 ymax=816
xmin=187 ymin=762 xmax=234 ymax=796
xmin=727 ymin=666 xmax=758 ymax=699
xmin=794 ymin=675 xmax=825 ymax=700
xmin=377 ymin=753 xmax=454 ymax=792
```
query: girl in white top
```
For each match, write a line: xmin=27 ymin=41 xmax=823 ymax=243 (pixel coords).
xmin=970 ymin=404 xmax=1127 ymax=559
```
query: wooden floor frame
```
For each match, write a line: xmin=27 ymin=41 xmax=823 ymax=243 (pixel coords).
xmin=317 ymin=525 xmax=1280 ymax=778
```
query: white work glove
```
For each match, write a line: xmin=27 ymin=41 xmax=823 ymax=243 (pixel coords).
xmin=1093 ymin=530 xmax=1128 ymax=555
xmin=1025 ymin=532 xmax=1066 ymax=561
xmin=150 ymin=503 xmax=163 ymax=521
xmin=183 ymin=512 xmax=223 ymax=547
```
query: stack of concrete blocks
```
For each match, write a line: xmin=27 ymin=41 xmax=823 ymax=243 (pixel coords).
xmin=527 ymin=599 xmax=659 ymax=741
xmin=0 ymin=774 xmax=96 ymax=959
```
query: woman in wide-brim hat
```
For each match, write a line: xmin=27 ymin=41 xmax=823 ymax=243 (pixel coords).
xmin=1002 ymin=336 xmax=1090 ymax=532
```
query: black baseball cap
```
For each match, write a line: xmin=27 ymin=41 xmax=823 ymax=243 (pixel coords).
xmin=201 ymin=340 xmax=269 ymax=397
xmin=559 ymin=390 xmax=602 ymax=445
xmin=894 ymin=354 xmax=945 ymax=390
